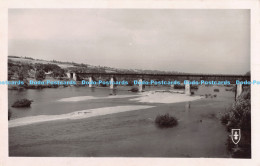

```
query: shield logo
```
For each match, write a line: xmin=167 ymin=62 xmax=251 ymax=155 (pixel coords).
xmin=231 ymin=129 xmax=241 ymax=144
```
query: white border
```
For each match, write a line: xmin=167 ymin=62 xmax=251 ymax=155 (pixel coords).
xmin=0 ymin=0 xmax=260 ymax=166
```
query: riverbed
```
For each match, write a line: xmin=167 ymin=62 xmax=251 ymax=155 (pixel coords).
xmin=8 ymin=85 xmax=235 ymax=157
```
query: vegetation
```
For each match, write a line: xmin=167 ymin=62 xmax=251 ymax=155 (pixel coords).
xmin=174 ymin=84 xmax=198 ymax=89
xmin=35 ymin=63 xmax=65 ymax=78
xmin=225 ymin=87 xmax=236 ymax=92
xmin=220 ymin=87 xmax=251 ymax=158
xmin=155 ymin=113 xmax=178 ymax=128
xmin=8 ymin=60 xmax=65 ymax=81
xmin=130 ymin=87 xmax=139 ymax=92
xmin=214 ymin=89 xmax=220 ymax=92
xmin=8 ymin=55 xmax=20 ymax=58
xmin=12 ymin=99 xmax=33 ymax=108
xmin=35 ymin=69 xmax=46 ymax=81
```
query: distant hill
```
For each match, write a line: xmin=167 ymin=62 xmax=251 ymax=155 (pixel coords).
xmin=8 ymin=55 xmax=182 ymax=74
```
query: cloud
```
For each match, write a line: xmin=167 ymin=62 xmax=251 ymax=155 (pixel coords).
xmin=8 ymin=9 xmax=250 ymax=74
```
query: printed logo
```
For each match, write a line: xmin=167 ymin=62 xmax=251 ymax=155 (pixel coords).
xmin=231 ymin=129 xmax=241 ymax=144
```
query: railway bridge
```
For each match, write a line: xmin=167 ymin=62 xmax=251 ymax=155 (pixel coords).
xmin=66 ymin=72 xmax=250 ymax=99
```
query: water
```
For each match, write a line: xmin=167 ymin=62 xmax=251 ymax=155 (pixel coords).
xmin=8 ymin=86 xmax=139 ymax=119
xmin=9 ymin=85 xmax=235 ymax=157
xmin=8 ymin=86 xmax=235 ymax=119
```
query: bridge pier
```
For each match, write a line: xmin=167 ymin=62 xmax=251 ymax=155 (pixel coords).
xmin=236 ymin=84 xmax=243 ymax=99
xmin=110 ymin=77 xmax=114 ymax=89
xmin=185 ymin=80 xmax=191 ymax=96
xmin=66 ymin=72 xmax=71 ymax=79
xmin=67 ymin=72 xmax=77 ymax=81
xmin=89 ymin=76 xmax=93 ymax=88
xmin=138 ymin=79 xmax=145 ymax=92
xmin=72 ymin=73 xmax=77 ymax=81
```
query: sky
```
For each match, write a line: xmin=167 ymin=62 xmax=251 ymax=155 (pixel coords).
xmin=8 ymin=9 xmax=250 ymax=74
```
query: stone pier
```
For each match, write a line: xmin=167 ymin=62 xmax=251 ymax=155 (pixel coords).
xmin=185 ymin=80 xmax=191 ymax=96
xmin=72 ymin=73 xmax=77 ymax=81
xmin=138 ymin=79 xmax=145 ymax=92
xmin=110 ymin=77 xmax=114 ymax=89
xmin=236 ymin=84 xmax=243 ymax=99
xmin=67 ymin=72 xmax=77 ymax=81
xmin=89 ymin=76 xmax=93 ymax=88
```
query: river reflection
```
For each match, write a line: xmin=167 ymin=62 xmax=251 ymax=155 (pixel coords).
xmin=185 ymin=102 xmax=191 ymax=112
xmin=109 ymin=89 xmax=118 ymax=95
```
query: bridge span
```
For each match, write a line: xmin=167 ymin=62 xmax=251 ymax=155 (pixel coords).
xmin=66 ymin=72 xmax=250 ymax=99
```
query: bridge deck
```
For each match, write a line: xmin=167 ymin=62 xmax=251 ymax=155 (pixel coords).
xmin=75 ymin=72 xmax=250 ymax=81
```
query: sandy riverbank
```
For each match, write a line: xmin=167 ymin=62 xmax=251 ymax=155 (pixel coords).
xmin=131 ymin=91 xmax=203 ymax=103
xmin=9 ymin=105 xmax=155 ymax=128
xmin=10 ymin=91 xmax=203 ymax=128
xmin=57 ymin=94 xmax=141 ymax=102
xmin=57 ymin=90 xmax=203 ymax=104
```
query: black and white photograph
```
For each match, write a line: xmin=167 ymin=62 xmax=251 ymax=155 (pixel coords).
xmin=6 ymin=8 xmax=252 ymax=158
xmin=1 ymin=1 xmax=260 ymax=165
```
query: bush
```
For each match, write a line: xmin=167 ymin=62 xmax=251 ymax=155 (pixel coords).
xmin=174 ymin=84 xmax=198 ymax=89
xmin=35 ymin=69 xmax=46 ymax=81
xmin=220 ymin=87 xmax=251 ymax=158
xmin=12 ymin=99 xmax=33 ymax=108
xmin=174 ymin=84 xmax=185 ymax=89
xmin=220 ymin=111 xmax=230 ymax=125
xmin=214 ymin=89 xmax=220 ymax=92
xmin=191 ymin=85 xmax=198 ymax=89
xmin=155 ymin=113 xmax=178 ymax=128
xmin=130 ymin=87 xmax=139 ymax=92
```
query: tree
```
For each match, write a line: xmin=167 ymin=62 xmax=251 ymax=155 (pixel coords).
xmin=35 ymin=69 xmax=46 ymax=81
xmin=52 ymin=68 xmax=65 ymax=78
xmin=17 ymin=66 xmax=29 ymax=80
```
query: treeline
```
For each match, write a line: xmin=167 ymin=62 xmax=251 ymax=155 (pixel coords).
xmin=8 ymin=60 xmax=66 ymax=81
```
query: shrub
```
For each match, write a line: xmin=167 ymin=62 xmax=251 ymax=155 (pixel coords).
xmin=220 ymin=111 xmax=230 ymax=125
xmin=12 ymin=99 xmax=33 ymax=108
xmin=130 ymin=87 xmax=139 ymax=92
xmin=35 ymin=69 xmax=46 ymax=81
xmin=155 ymin=113 xmax=178 ymax=128
xmin=220 ymin=87 xmax=251 ymax=158
xmin=174 ymin=84 xmax=185 ymax=89
xmin=174 ymin=84 xmax=198 ymax=89
xmin=214 ymin=89 xmax=220 ymax=92
xmin=191 ymin=85 xmax=198 ymax=89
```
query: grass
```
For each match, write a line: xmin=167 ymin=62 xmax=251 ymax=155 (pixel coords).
xmin=12 ymin=99 xmax=33 ymax=108
xmin=155 ymin=113 xmax=178 ymax=128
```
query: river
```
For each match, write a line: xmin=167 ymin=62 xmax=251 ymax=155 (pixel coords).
xmin=8 ymin=85 xmax=235 ymax=157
